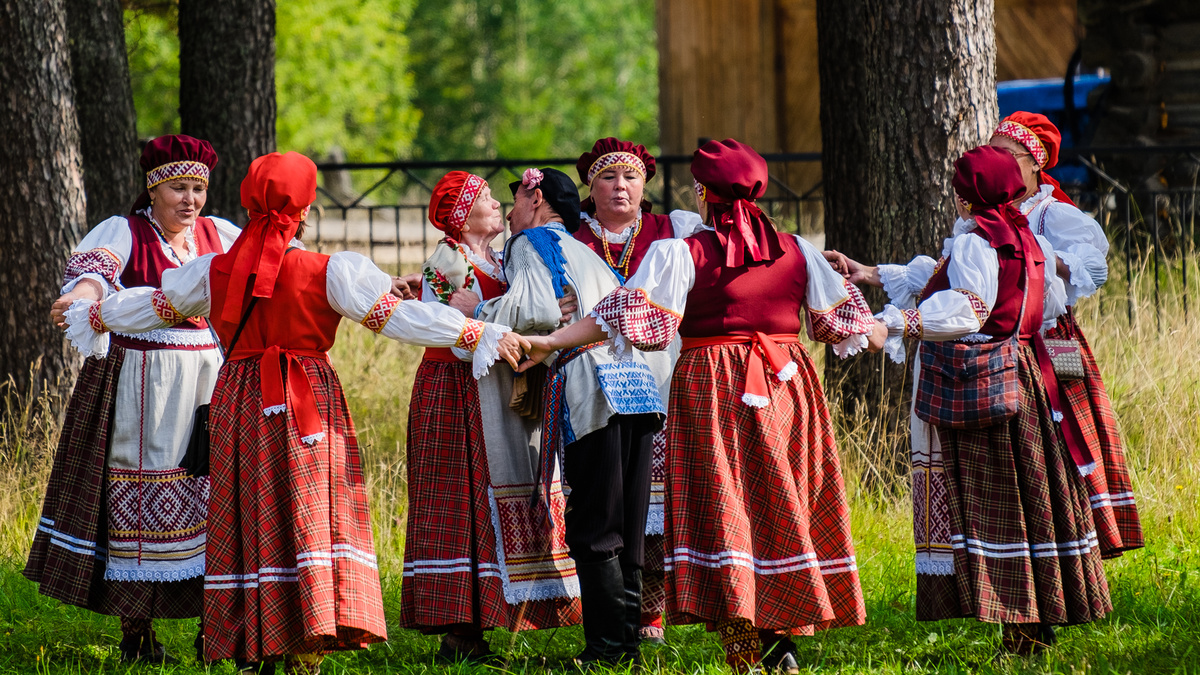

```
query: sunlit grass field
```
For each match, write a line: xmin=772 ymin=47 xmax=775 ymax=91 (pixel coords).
xmin=0 ymin=270 xmax=1196 ymax=674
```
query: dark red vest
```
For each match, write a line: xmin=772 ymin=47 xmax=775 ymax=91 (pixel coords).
xmin=121 ymin=214 xmax=224 ymax=331
xmin=919 ymin=232 xmax=1045 ymax=340
xmin=678 ymin=231 xmax=808 ymax=338
xmin=574 ymin=211 xmax=674 ymax=279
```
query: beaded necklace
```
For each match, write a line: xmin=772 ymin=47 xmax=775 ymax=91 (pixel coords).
xmin=598 ymin=215 xmax=642 ymax=281
xmin=142 ymin=208 xmax=195 ymax=266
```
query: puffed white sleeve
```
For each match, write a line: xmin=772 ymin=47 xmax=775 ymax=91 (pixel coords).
xmin=877 ymin=255 xmax=939 ymax=310
xmin=325 ymin=251 xmax=511 ymax=378
xmin=669 ymin=210 xmax=705 ymax=239
xmin=876 ymin=233 xmax=998 ymax=362
xmin=1041 ymin=201 xmax=1109 ymax=304
xmin=62 ymin=216 xmax=133 ymax=297
xmin=209 ymin=216 xmax=242 ymax=252
xmin=795 ymin=236 xmax=876 ymax=358
xmin=474 ymin=237 xmax=566 ymax=334
xmin=1037 ymin=235 xmax=1068 ymax=331
xmin=590 ymin=238 xmax=694 ymax=359
xmin=62 ymin=253 xmax=216 ymax=358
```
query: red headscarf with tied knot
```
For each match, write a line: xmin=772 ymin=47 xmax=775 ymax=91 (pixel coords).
xmin=992 ymin=111 xmax=1075 ymax=206
xmin=130 ymin=134 xmax=219 ymax=213
xmin=218 ymin=151 xmax=317 ymax=324
xmin=691 ymin=139 xmax=784 ymax=268
xmin=576 ymin=137 xmax=656 ymax=214
xmin=429 ymin=171 xmax=487 ymax=241
xmin=953 ymin=145 xmax=1044 ymax=266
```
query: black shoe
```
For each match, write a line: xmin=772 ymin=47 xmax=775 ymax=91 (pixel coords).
xmin=620 ymin=565 xmax=644 ymax=658
xmin=119 ymin=638 xmax=180 ymax=665
xmin=437 ymin=634 xmax=498 ymax=664
xmin=234 ymin=657 xmax=278 ymax=674
xmin=760 ymin=633 xmax=798 ymax=675
xmin=574 ymin=555 xmax=628 ymax=665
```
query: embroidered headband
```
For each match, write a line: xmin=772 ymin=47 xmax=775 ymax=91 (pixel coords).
xmin=146 ymin=160 xmax=211 ymax=190
xmin=446 ymin=173 xmax=486 ymax=232
xmin=993 ymin=120 xmax=1049 ymax=168
xmin=586 ymin=152 xmax=647 ymax=186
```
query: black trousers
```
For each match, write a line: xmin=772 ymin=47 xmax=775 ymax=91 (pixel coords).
xmin=563 ymin=413 xmax=658 ymax=568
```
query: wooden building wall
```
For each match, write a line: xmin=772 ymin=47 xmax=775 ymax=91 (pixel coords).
xmin=657 ymin=0 xmax=1078 ymax=209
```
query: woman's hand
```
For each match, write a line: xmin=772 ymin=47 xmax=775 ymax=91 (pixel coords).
xmin=823 ymin=250 xmax=880 ymax=287
xmin=390 ymin=273 xmax=423 ymax=300
xmin=822 ymin=250 xmax=851 ymax=277
xmin=517 ymin=335 xmax=558 ymax=372
xmin=497 ymin=332 xmax=531 ymax=369
xmin=448 ymin=288 xmax=482 ymax=316
xmin=49 ymin=279 xmax=103 ymax=328
xmin=867 ymin=319 xmax=889 ymax=353
xmin=557 ymin=291 xmax=578 ymax=325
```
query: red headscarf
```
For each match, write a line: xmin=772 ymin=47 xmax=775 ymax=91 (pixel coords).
xmin=576 ymin=137 xmax=656 ymax=214
xmin=992 ymin=111 xmax=1075 ymax=206
xmin=130 ymin=134 xmax=219 ymax=213
xmin=691 ymin=139 xmax=783 ymax=268
xmin=218 ymin=151 xmax=317 ymax=324
xmin=953 ymin=145 xmax=1043 ymax=265
xmin=429 ymin=171 xmax=487 ymax=241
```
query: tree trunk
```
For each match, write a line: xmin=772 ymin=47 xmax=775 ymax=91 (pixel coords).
xmin=66 ymin=0 xmax=142 ymax=226
xmin=0 ymin=0 xmax=87 ymax=398
xmin=816 ymin=0 xmax=998 ymax=449
xmin=178 ymin=0 xmax=276 ymax=226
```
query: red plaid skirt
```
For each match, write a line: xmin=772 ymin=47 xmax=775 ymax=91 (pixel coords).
xmin=400 ymin=359 xmax=580 ymax=631
xmin=664 ymin=342 xmax=864 ymax=633
xmin=917 ymin=346 xmax=1112 ymax=625
xmin=24 ymin=348 xmax=202 ymax=619
xmin=203 ymin=356 xmax=386 ymax=662
xmin=1046 ymin=310 xmax=1143 ymax=557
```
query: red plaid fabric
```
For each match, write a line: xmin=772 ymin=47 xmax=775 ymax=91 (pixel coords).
xmin=203 ymin=356 xmax=387 ymax=662
xmin=400 ymin=359 xmax=581 ymax=632
xmin=917 ymin=346 xmax=1113 ymax=625
xmin=23 ymin=348 xmax=202 ymax=619
xmin=664 ymin=342 xmax=864 ymax=634
xmin=1046 ymin=311 xmax=1143 ymax=556
xmin=915 ymin=338 xmax=1020 ymax=429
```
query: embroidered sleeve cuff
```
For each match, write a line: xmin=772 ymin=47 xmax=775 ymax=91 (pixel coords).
xmin=592 ymin=287 xmax=680 ymax=352
xmin=593 ymin=311 xmax=632 ymax=362
xmin=807 ymin=281 xmax=876 ymax=346
xmin=831 ymin=333 xmax=869 ymax=360
xmin=360 ymin=292 xmax=400 ymax=333
xmin=64 ymin=299 xmax=111 ymax=359
xmin=63 ymin=248 xmax=121 ymax=293
xmin=150 ymin=289 xmax=187 ymax=326
xmin=471 ymin=322 xmax=511 ymax=379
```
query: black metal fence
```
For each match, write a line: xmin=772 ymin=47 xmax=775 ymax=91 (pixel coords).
xmin=310 ymin=149 xmax=1197 ymax=326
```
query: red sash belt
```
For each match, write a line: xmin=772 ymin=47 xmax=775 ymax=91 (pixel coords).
xmin=682 ymin=332 xmax=801 ymax=408
xmin=228 ymin=346 xmax=329 ymax=445
xmin=422 ymin=347 xmax=460 ymax=363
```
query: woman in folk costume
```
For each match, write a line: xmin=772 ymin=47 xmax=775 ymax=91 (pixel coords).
xmin=401 ymin=171 xmax=580 ymax=660
xmin=851 ymin=146 xmax=1110 ymax=654
xmin=30 ymin=135 xmax=234 ymax=664
xmin=574 ymin=138 xmax=703 ymax=645
xmin=988 ymin=112 xmax=1142 ymax=557
xmin=58 ymin=152 xmax=527 ymax=674
xmin=520 ymin=139 xmax=884 ymax=674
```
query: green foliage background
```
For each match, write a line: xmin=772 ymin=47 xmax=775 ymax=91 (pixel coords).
xmin=123 ymin=0 xmax=660 ymax=163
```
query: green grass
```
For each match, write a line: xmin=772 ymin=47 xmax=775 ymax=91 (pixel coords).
xmin=0 ymin=271 xmax=1197 ymax=673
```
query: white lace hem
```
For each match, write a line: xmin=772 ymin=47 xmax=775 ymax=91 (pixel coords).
xmin=472 ymin=323 xmax=512 ymax=379
xmin=104 ymin=561 xmax=205 ymax=582
xmin=113 ymin=327 xmax=216 ymax=348
xmin=644 ymin=503 xmax=665 ymax=536
xmin=581 ymin=213 xmax=635 ymax=244
xmin=263 ymin=404 xmax=287 ymax=416
xmin=741 ymin=392 xmax=770 ymax=408
xmin=914 ymin=553 xmax=954 ymax=576
xmin=832 ymin=333 xmax=868 ymax=360
xmin=877 ymin=305 xmax=906 ymax=364
xmin=593 ymin=312 xmax=632 ymax=362
xmin=776 ymin=360 xmax=798 ymax=382
xmin=300 ymin=431 xmax=326 ymax=446
xmin=64 ymin=299 xmax=110 ymax=358
xmin=1077 ymin=461 xmax=1097 ymax=477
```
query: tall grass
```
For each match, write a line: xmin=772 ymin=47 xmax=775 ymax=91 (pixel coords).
xmin=0 ymin=264 xmax=1196 ymax=673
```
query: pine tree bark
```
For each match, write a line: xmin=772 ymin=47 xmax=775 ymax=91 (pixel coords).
xmin=816 ymin=0 xmax=998 ymax=431
xmin=65 ymin=0 xmax=142 ymax=226
xmin=0 ymin=0 xmax=87 ymax=397
xmin=178 ymin=0 xmax=276 ymax=226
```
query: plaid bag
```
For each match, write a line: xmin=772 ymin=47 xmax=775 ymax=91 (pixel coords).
xmin=915 ymin=336 xmax=1020 ymax=429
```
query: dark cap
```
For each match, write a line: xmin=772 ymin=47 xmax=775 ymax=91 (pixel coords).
xmin=510 ymin=167 xmax=581 ymax=233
